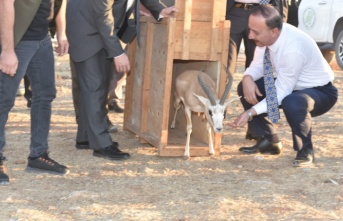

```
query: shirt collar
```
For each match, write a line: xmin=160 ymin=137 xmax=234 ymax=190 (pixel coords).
xmin=268 ymin=24 xmax=287 ymax=54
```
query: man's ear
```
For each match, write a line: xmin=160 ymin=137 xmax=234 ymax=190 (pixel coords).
xmin=271 ymin=27 xmax=280 ymax=36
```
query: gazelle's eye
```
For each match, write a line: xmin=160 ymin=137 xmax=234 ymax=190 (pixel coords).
xmin=223 ymin=110 xmax=227 ymax=119
xmin=209 ymin=110 xmax=213 ymax=116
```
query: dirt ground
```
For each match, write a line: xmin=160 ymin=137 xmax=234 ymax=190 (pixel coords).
xmin=0 ymin=47 xmax=342 ymax=221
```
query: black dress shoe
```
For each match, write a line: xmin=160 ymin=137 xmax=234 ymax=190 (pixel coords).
xmin=27 ymin=99 xmax=32 ymax=108
xmin=76 ymin=141 xmax=119 ymax=150
xmin=293 ymin=147 xmax=314 ymax=167
xmin=93 ymin=144 xmax=130 ymax=160
xmin=0 ymin=157 xmax=9 ymax=185
xmin=239 ymin=138 xmax=282 ymax=155
xmin=108 ymin=101 xmax=124 ymax=113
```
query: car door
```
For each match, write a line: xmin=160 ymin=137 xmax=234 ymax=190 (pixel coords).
xmin=298 ymin=0 xmax=333 ymax=42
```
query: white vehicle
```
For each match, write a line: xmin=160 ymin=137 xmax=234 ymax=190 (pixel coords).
xmin=298 ymin=0 xmax=343 ymax=69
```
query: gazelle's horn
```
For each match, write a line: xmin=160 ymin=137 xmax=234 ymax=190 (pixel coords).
xmin=219 ymin=64 xmax=233 ymax=105
xmin=198 ymin=72 xmax=216 ymax=106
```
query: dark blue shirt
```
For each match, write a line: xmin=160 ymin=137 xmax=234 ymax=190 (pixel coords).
xmin=22 ymin=0 xmax=53 ymax=40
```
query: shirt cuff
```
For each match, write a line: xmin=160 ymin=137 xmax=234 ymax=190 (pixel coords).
xmin=252 ymin=99 xmax=268 ymax=115
xmin=114 ymin=53 xmax=125 ymax=59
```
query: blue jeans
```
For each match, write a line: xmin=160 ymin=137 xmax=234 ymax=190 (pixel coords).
xmin=0 ymin=35 xmax=56 ymax=157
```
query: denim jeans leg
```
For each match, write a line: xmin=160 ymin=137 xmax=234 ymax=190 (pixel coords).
xmin=0 ymin=41 xmax=38 ymax=157
xmin=26 ymin=35 xmax=56 ymax=157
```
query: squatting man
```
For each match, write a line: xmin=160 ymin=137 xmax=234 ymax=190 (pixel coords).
xmin=227 ymin=5 xmax=338 ymax=167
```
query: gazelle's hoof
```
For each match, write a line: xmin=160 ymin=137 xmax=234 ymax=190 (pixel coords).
xmin=183 ymin=155 xmax=191 ymax=160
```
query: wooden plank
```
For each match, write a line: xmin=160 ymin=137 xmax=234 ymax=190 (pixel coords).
xmin=159 ymin=148 xmax=213 ymax=157
xmin=218 ymin=20 xmax=231 ymax=97
xmin=140 ymin=22 xmax=154 ymax=135
xmin=123 ymin=122 xmax=141 ymax=136
xmin=174 ymin=52 xmax=220 ymax=61
xmin=133 ymin=18 xmax=176 ymax=151
xmin=123 ymin=22 xmax=150 ymax=135
xmin=160 ymin=17 xmax=177 ymax=147
xmin=181 ymin=0 xmax=192 ymax=60
xmin=160 ymin=129 xmax=217 ymax=157
xmin=176 ymin=0 xmax=225 ymax=22
xmin=123 ymin=40 xmax=136 ymax=130
xmin=213 ymin=133 xmax=222 ymax=156
xmin=145 ymin=23 xmax=169 ymax=144
xmin=175 ymin=21 xmax=229 ymax=60
xmin=209 ymin=0 xmax=218 ymax=61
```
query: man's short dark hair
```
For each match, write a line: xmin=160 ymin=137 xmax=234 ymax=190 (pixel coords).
xmin=250 ymin=5 xmax=283 ymax=30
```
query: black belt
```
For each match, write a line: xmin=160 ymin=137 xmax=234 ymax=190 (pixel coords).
xmin=233 ymin=2 xmax=260 ymax=10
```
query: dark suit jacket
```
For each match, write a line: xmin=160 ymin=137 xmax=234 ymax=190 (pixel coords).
xmin=67 ymin=0 xmax=165 ymax=62
xmin=226 ymin=0 xmax=289 ymax=22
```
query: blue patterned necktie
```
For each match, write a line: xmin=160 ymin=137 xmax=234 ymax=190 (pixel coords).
xmin=260 ymin=0 xmax=270 ymax=4
xmin=263 ymin=47 xmax=280 ymax=123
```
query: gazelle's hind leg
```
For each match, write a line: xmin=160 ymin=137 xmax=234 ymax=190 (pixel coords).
xmin=170 ymin=96 xmax=182 ymax=128
xmin=207 ymin=123 xmax=214 ymax=155
xmin=183 ymin=108 xmax=192 ymax=159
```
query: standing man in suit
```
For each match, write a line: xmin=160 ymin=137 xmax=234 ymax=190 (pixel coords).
xmin=0 ymin=0 xmax=70 ymax=185
xmin=226 ymin=0 xmax=288 ymax=140
xmin=66 ymin=0 xmax=177 ymax=160
xmin=228 ymin=5 xmax=337 ymax=167
xmin=226 ymin=0 xmax=288 ymax=70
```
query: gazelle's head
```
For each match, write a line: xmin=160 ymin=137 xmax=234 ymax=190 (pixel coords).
xmin=194 ymin=66 xmax=239 ymax=133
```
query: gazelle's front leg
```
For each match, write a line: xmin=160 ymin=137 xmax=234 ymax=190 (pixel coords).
xmin=207 ymin=123 xmax=214 ymax=155
xmin=184 ymin=108 xmax=192 ymax=159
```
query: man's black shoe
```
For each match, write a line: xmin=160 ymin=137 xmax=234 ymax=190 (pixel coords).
xmin=239 ymin=138 xmax=282 ymax=155
xmin=27 ymin=99 xmax=32 ymax=108
xmin=27 ymin=152 xmax=70 ymax=174
xmin=0 ymin=157 xmax=9 ymax=185
xmin=93 ymin=144 xmax=130 ymax=160
xmin=76 ymin=141 xmax=119 ymax=149
xmin=293 ymin=147 xmax=314 ymax=167
xmin=108 ymin=101 xmax=124 ymax=113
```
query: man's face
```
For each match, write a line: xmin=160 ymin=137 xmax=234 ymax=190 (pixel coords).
xmin=248 ymin=14 xmax=275 ymax=47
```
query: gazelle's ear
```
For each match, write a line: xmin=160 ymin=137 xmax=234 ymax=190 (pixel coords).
xmin=193 ymin=93 xmax=211 ymax=106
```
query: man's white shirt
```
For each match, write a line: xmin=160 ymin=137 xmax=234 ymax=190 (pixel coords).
xmin=245 ymin=23 xmax=334 ymax=115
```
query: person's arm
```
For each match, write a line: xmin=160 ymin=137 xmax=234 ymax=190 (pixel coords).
xmin=55 ymin=0 xmax=68 ymax=56
xmin=92 ymin=0 xmax=129 ymax=73
xmin=240 ymin=46 xmax=265 ymax=106
xmin=159 ymin=6 xmax=177 ymax=19
xmin=141 ymin=0 xmax=177 ymax=20
xmin=243 ymin=46 xmax=265 ymax=81
xmin=140 ymin=3 xmax=152 ymax=17
xmin=0 ymin=0 xmax=18 ymax=76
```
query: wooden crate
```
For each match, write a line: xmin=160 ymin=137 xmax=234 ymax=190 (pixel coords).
xmin=124 ymin=0 xmax=230 ymax=157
